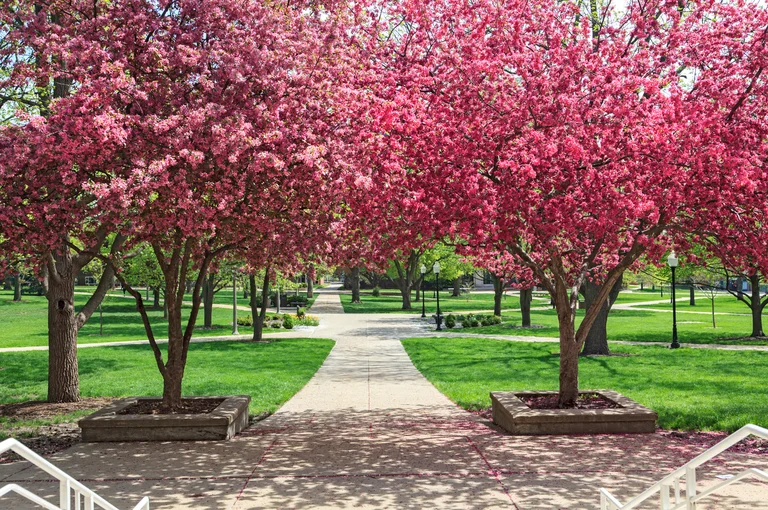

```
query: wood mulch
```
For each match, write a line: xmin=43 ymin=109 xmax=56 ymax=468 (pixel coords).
xmin=117 ymin=398 xmax=225 ymax=415
xmin=0 ymin=398 xmax=115 ymax=464
xmin=522 ymin=393 xmax=621 ymax=410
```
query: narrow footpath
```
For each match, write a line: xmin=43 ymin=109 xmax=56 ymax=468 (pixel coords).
xmin=2 ymin=290 xmax=766 ymax=509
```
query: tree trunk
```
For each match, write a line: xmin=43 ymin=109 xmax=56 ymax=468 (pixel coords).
xmin=452 ymin=277 xmax=461 ymax=297
xmin=750 ymin=273 xmax=764 ymax=337
xmin=401 ymin=287 xmax=412 ymax=310
xmin=47 ymin=258 xmax=80 ymax=403
xmin=736 ymin=276 xmax=744 ymax=300
xmin=153 ymin=287 xmax=161 ymax=308
xmin=307 ymin=275 xmax=314 ymax=299
xmin=253 ymin=271 xmax=270 ymax=342
xmin=203 ymin=273 xmax=214 ymax=328
xmin=580 ymin=277 xmax=622 ymax=356
xmin=161 ymin=361 xmax=184 ymax=411
xmin=415 ymin=278 xmax=421 ymax=302
xmin=492 ymin=274 xmax=503 ymax=316
xmin=554 ymin=289 xmax=579 ymax=407
xmin=711 ymin=299 xmax=716 ymax=328
xmin=350 ymin=267 xmax=361 ymax=304
xmin=163 ymin=293 xmax=168 ymax=320
xmin=689 ymin=285 xmax=695 ymax=306
xmin=640 ymin=282 xmax=644 ymax=290
xmin=520 ymin=287 xmax=532 ymax=327
xmin=13 ymin=274 xmax=21 ymax=301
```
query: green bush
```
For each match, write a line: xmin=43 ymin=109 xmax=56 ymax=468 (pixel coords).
xmin=481 ymin=318 xmax=492 ymax=327
xmin=491 ymin=315 xmax=502 ymax=325
xmin=237 ymin=315 xmax=253 ymax=327
xmin=283 ymin=315 xmax=295 ymax=329
xmin=471 ymin=319 xmax=481 ymax=328
xmin=445 ymin=314 xmax=456 ymax=328
xmin=372 ymin=286 xmax=381 ymax=297
xmin=270 ymin=322 xmax=282 ymax=329
xmin=297 ymin=307 xmax=306 ymax=318
xmin=297 ymin=314 xmax=320 ymax=326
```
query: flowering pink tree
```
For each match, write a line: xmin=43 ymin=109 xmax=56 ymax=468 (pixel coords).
xmin=363 ymin=0 xmax=767 ymax=405
xmin=1 ymin=0 xmax=357 ymax=411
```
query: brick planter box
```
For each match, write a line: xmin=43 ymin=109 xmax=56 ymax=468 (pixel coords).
xmin=491 ymin=390 xmax=656 ymax=435
xmin=79 ymin=395 xmax=250 ymax=442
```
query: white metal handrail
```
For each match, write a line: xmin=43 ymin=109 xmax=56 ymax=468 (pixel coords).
xmin=0 ymin=438 xmax=150 ymax=510
xmin=600 ymin=423 xmax=768 ymax=510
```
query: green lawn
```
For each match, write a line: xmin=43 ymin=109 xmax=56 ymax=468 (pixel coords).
xmin=635 ymin=293 xmax=759 ymax=315
xmin=340 ymin=290 xmax=521 ymax=314
xmin=0 ymin=338 xmax=334 ymax=437
xmin=445 ymin=299 xmax=768 ymax=346
xmin=0 ymin=290 xmax=300 ymax=349
xmin=401 ymin=336 xmax=768 ymax=432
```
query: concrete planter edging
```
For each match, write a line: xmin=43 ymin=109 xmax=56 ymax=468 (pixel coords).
xmin=491 ymin=390 xmax=657 ymax=435
xmin=79 ymin=395 xmax=250 ymax=442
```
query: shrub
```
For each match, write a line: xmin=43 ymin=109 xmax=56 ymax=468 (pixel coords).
xmin=270 ymin=322 xmax=281 ymax=329
xmin=372 ymin=286 xmax=381 ymax=297
xmin=481 ymin=318 xmax=492 ymax=327
xmin=491 ymin=315 xmax=502 ymax=325
xmin=237 ymin=315 xmax=253 ymax=327
xmin=445 ymin=314 xmax=456 ymax=329
xmin=283 ymin=315 xmax=295 ymax=329
xmin=297 ymin=307 xmax=306 ymax=318
xmin=298 ymin=314 xmax=320 ymax=326
xmin=471 ymin=319 xmax=481 ymax=327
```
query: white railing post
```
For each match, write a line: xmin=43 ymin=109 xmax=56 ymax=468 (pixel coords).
xmin=60 ymin=478 xmax=71 ymax=510
xmin=686 ymin=465 xmax=697 ymax=510
xmin=660 ymin=483 xmax=670 ymax=510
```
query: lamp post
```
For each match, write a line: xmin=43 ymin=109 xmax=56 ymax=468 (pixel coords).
xmin=420 ymin=264 xmax=427 ymax=318
xmin=232 ymin=270 xmax=239 ymax=335
xmin=433 ymin=262 xmax=442 ymax=330
xmin=668 ymin=251 xmax=679 ymax=349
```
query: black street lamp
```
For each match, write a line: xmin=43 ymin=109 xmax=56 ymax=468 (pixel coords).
xmin=433 ymin=262 xmax=442 ymax=330
xmin=668 ymin=251 xmax=680 ymax=349
xmin=232 ymin=270 xmax=239 ymax=335
xmin=420 ymin=264 xmax=427 ymax=318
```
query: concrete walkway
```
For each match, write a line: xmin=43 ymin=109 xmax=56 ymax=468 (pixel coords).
xmin=2 ymin=292 xmax=767 ymax=509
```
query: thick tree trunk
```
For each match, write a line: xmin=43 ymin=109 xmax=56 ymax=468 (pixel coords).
xmin=415 ymin=279 xmax=421 ymax=302
xmin=163 ymin=294 xmax=168 ymax=320
xmin=307 ymin=275 xmax=314 ymax=299
xmin=580 ymin=277 xmax=622 ymax=356
xmin=400 ymin=287 xmax=412 ymax=310
xmin=736 ymin=276 xmax=744 ymax=300
xmin=749 ymin=273 xmax=764 ymax=337
xmin=452 ymin=277 xmax=461 ymax=297
xmin=640 ymin=282 xmax=644 ymax=290
xmin=689 ymin=285 xmax=695 ymax=306
xmin=492 ymin=274 xmax=503 ymax=316
xmin=350 ymin=267 xmax=361 ymax=304
xmin=153 ymin=287 xmax=161 ymax=308
xmin=253 ymin=271 xmax=270 ymax=342
xmin=13 ymin=275 xmax=22 ymax=301
xmin=47 ymin=259 xmax=80 ymax=403
xmin=203 ymin=273 xmax=214 ymax=328
xmin=520 ymin=287 xmax=532 ymax=327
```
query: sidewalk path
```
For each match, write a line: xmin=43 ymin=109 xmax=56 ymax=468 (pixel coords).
xmin=3 ymin=292 xmax=767 ymax=509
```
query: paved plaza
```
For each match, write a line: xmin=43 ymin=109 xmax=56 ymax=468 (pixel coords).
xmin=1 ymin=290 xmax=767 ymax=509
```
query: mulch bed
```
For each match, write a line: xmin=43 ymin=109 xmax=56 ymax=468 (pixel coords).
xmin=0 ymin=398 xmax=115 ymax=464
xmin=522 ymin=393 xmax=621 ymax=410
xmin=117 ymin=398 xmax=225 ymax=415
